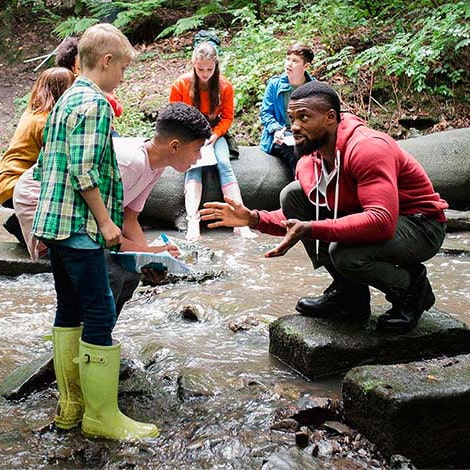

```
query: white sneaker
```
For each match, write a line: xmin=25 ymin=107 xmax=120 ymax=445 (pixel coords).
xmin=186 ymin=218 xmax=201 ymax=240
xmin=234 ymin=226 xmax=258 ymax=238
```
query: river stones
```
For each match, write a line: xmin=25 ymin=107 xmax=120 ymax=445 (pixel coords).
xmin=269 ymin=308 xmax=470 ymax=379
xmin=397 ymin=127 xmax=470 ymax=208
xmin=0 ymin=352 xmax=54 ymax=400
xmin=342 ymin=354 xmax=470 ymax=467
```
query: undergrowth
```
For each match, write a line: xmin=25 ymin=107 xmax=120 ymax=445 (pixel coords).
xmin=3 ymin=0 xmax=469 ymax=142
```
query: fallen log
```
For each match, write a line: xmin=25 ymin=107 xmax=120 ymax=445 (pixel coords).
xmin=140 ymin=128 xmax=470 ymax=229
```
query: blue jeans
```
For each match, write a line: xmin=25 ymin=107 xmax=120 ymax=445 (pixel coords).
xmin=185 ymin=136 xmax=237 ymax=187
xmin=47 ymin=244 xmax=117 ymax=346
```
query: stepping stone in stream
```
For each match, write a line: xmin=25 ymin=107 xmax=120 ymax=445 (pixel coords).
xmin=342 ymin=354 xmax=470 ymax=468
xmin=269 ymin=308 xmax=470 ymax=379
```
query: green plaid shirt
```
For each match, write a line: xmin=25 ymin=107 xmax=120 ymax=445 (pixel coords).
xmin=32 ymin=77 xmax=123 ymax=247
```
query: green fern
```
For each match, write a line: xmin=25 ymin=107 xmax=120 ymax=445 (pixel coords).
xmin=157 ymin=15 xmax=205 ymax=39
xmin=53 ymin=16 xmax=99 ymax=37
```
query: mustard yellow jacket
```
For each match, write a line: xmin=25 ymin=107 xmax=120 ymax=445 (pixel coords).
xmin=0 ymin=110 xmax=48 ymax=204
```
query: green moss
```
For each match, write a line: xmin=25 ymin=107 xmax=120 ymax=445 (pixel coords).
xmin=361 ymin=378 xmax=385 ymax=394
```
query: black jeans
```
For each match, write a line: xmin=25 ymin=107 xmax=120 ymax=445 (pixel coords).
xmin=271 ymin=143 xmax=298 ymax=176
xmin=281 ymin=181 xmax=446 ymax=293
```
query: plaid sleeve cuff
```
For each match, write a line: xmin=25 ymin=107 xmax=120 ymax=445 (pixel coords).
xmin=70 ymin=168 xmax=101 ymax=191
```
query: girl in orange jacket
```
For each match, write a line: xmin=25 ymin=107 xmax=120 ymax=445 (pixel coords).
xmin=170 ymin=41 xmax=256 ymax=240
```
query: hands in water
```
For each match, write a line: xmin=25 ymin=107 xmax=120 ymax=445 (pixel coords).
xmin=200 ymin=197 xmax=311 ymax=257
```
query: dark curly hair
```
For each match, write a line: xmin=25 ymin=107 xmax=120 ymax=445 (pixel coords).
xmin=155 ymin=102 xmax=211 ymax=142
xmin=291 ymin=81 xmax=342 ymax=123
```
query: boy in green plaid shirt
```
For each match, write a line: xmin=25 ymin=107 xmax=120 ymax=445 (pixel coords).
xmin=32 ymin=24 xmax=159 ymax=441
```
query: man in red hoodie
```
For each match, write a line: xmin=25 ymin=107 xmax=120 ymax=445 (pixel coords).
xmin=200 ymin=81 xmax=447 ymax=333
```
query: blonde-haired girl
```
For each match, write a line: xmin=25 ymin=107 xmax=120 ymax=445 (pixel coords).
xmin=170 ymin=41 xmax=256 ymax=240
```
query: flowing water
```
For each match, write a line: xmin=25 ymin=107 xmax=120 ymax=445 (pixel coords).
xmin=0 ymin=230 xmax=468 ymax=468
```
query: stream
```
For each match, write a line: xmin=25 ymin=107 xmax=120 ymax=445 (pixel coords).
xmin=0 ymin=229 xmax=468 ymax=468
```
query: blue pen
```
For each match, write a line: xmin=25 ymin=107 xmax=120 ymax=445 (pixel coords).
xmin=160 ymin=232 xmax=182 ymax=256
xmin=160 ymin=232 xmax=171 ymax=245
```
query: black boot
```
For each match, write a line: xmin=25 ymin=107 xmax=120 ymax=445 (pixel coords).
xmin=3 ymin=213 xmax=26 ymax=246
xmin=296 ymin=279 xmax=371 ymax=322
xmin=377 ymin=265 xmax=435 ymax=333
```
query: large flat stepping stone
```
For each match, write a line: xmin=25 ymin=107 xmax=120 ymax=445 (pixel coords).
xmin=0 ymin=352 xmax=54 ymax=400
xmin=342 ymin=354 xmax=470 ymax=468
xmin=269 ymin=309 xmax=470 ymax=379
xmin=0 ymin=241 xmax=50 ymax=276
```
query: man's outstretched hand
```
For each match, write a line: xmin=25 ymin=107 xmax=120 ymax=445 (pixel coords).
xmin=200 ymin=196 xmax=258 ymax=228
xmin=264 ymin=219 xmax=311 ymax=257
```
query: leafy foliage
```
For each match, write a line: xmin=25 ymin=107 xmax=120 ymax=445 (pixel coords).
xmin=53 ymin=0 xmax=167 ymax=37
xmin=221 ymin=0 xmax=470 ymax=137
xmin=10 ymin=0 xmax=468 ymax=141
xmin=347 ymin=2 xmax=470 ymax=96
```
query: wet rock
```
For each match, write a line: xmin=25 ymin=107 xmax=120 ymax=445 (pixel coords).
xmin=175 ymin=302 xmax=215 ymax=322
xmin=445 ymin=209 xmax=470 ymax=232
xmin=0 ymin=241 xmax=50 ymax=276
xmin=342 ymin=354 xmax=470 ymax=468
xmin=176 ymin=367 xmax=226 ymax=400
xmin=316 ymin=439 xmax=336 ymax=458
xmin=293 ymin=397 xmax=342 ymax=426
xmin=295 ymin=426 xmax=310 ymax=448
xmin=272 ymin=403 xmax=301 ymax=423
xmin=397 ymin=127 xmax=470 ymax=207
xmin=270 ymin=418 xmax=299 ymax=433
xmin=321 ymin=420 xmax=354 ymax=435
xmin=24 ymin=405 xmax=54 ymax=432
xmin=390 ymin=454 xmax=417 ymax=470
xmin=118 ymin=363 xmax=155 ymax=397
xmin=137 ymin=341 xmax=170 ymax=368
xmin=273 ymin=382 xmax=300 ymax=400
xmin=262 ymin=447 xmax=320 ymax=469
xmin=269 ymin=310 xmax=470 ymax=379
xmin=228 ymin=317 xmax=260 ymax=332
xmin=170 ymin=268 xmax=225 ymax=284
xmin=181 ymin=305 xmax=201 ymax=322
xmin=46 ymin=439 xmax=110 ymax=468
xmin=0 ymin=352 xmax=54 ymax=400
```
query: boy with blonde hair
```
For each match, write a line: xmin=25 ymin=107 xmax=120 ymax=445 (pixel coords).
xmin=32 ymin=24 xmax=159 ymax=441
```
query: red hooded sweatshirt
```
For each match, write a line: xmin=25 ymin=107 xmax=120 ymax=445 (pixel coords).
xmin=256 ymin=113 xmax=447 ymax=244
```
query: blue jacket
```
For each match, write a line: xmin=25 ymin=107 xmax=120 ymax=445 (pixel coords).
xmin=259 ymin=72 xmax=314 ymax=154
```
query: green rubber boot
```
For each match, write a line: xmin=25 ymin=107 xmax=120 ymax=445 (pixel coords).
xmin=52 ymin=326 xmax=84 ymax=429
xmin=74 ymin=339 xmax=160 ymax=441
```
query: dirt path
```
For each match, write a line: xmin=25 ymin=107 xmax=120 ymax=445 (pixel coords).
xmin=0 ymin=17 xmax=58 ymax=150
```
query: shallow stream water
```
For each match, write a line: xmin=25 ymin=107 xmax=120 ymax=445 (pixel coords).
xmin=0 ymin=230 xmax=468 ymax=468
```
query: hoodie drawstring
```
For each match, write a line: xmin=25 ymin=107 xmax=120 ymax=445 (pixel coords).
xmin=314 ymin=149 xmax=341 ymax=260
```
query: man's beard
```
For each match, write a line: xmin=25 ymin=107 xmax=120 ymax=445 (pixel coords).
xmin=294 ymin=135 xmax=327 ymax=158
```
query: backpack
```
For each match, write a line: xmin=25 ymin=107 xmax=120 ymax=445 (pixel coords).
xmin=193 ymin=30 xmax=221 ymax=51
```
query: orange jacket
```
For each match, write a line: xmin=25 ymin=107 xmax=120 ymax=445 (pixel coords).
xmin=169 ymin=72 xmax=234 ymax=137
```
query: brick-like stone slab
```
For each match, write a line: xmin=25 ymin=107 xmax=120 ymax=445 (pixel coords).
xmin=0 ymin=241 xmax=50 ymax=276
xmin=342 ymin=354 xmax=470 ymax=468
xmin=269 ymin=310 xmax=470 ymax=379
